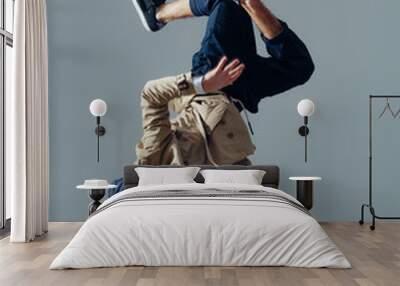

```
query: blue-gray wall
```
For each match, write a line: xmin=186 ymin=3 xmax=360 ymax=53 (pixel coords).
xmin=47 ymin=0 xmax=400 ymax=221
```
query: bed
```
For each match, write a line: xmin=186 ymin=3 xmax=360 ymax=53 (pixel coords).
xmin=50 ymin=165 xmax=350 ymax=269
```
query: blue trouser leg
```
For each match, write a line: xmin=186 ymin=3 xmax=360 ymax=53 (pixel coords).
xmin=248 ymin=28 xmax=315 ymax=109
xmin=191 ymin=0 xmax=257 ymax=76
xmin=189 ymin=0 xmax=225 ymax=16
xmin=190 ymin=0 xmax=315 ymax=113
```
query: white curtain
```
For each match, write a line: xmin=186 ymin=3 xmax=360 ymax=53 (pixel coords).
xmin=8 ymin=0 xmax=49 ymax=242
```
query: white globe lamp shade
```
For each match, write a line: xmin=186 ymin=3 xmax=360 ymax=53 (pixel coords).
xmin=297 ymin=99 xmax=315 ymax=117
xmin=90 ymin=99 xmax=107 ymax=117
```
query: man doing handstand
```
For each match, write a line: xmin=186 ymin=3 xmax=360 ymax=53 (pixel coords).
xmin=133 ymin=0 xmax=314 ymax=165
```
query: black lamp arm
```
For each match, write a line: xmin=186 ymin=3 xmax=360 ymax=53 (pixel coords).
xmin=94 ymin=116 xmax=106 ymax=162
xmin=297 ymin=116 xmax=310 ymax=162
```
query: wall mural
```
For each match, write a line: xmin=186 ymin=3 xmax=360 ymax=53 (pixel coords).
xmin=133 ymin=0 xmax=314 ymax=166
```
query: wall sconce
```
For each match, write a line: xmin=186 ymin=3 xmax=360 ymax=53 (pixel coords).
xmin=89 ymin=99 xmax=107 ymax=162
xmin=297 ymin=99 xmax=315 ymax=162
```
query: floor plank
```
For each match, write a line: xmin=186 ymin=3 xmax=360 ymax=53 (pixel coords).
xmin=0 ymin=222 xmax=399 ymax=286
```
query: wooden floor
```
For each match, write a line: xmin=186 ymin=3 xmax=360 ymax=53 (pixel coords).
xmin=0 ymin=222 xmax=399 ymax=286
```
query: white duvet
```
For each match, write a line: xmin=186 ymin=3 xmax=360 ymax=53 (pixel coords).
xmin=50 ymin=183 xmax=351 ymax=269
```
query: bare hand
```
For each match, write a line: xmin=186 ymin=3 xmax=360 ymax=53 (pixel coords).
xmin=239 ymin=0 xmax=264 ymax=15
xmin=202 ymin=56 xmax=245 ymax=93
xmin=239 ymin=0 xmax=283 ymax=39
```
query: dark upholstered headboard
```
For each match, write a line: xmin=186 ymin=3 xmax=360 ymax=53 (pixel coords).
xmin=123 ymin=165 xmax=280 ymax=190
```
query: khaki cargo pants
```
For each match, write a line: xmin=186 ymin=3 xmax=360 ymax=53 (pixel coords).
xmin=136 ymin=73 xmax=255 ymax=166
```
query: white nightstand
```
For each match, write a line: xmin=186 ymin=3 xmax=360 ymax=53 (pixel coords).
xmin=289 ymin=177 xmax=322 ymax=210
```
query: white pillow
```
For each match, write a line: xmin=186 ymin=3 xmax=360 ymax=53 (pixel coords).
xmin=135 ymin=167 xmax=200 ymax=186
xmin=200 ymin=169 xmax=266 ymax=185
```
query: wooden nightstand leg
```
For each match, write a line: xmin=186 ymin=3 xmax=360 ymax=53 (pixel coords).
xmin=296 ymin=181 xmax=313 ymax=210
